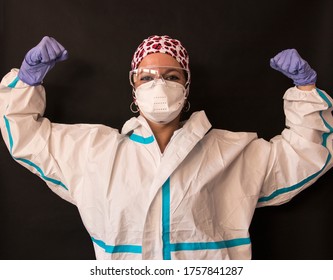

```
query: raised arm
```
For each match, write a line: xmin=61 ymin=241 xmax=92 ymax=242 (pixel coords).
xmin=0 ymin=37 xmax=119 ymax=204
xmin=257 ymin=49 xmax=333 ymax=206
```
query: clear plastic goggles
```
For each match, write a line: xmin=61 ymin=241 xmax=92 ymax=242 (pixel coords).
xmin=129 ymin=66 xmax=190 ymax=88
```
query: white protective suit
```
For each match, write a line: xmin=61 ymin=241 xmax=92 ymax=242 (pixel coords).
xmin=1 ymin=69 xmax=333 ymax=260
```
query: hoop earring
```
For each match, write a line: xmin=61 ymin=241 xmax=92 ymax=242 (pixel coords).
xmin=183 ymin=100 xmax=191 ymax=112
xmin=130 ymin=102 xmax=139 ymax=113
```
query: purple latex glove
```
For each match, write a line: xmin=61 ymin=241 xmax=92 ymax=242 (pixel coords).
xmin=18 ymin=36 xmax=68 ymax=86
xmin=270 ymin=49 xmax=317 ymax=86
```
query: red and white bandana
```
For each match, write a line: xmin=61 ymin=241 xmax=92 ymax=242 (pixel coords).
xmin=131 ymin=35 xmax=190 ymax=71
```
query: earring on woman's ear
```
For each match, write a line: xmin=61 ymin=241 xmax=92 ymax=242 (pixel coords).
xmin=183 ymin=100 xmax=191 ymax=112
xmin=130 ymin=101 xmax=139 ymax=113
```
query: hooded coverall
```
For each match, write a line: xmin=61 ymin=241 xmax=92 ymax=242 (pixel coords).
xmin=1 ymin=69 xmax=332 ymax=260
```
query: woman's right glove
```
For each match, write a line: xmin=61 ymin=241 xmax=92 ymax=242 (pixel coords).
xmin=270 ymin=48 xmax=317 ymax=86
xmin=18 ymin=36 xmax=68 ymax=86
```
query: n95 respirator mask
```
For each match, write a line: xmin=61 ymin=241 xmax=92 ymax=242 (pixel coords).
xmin=134 ymin=79 xmax=187 ymax=124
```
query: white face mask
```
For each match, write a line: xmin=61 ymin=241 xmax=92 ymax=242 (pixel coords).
xmin=134 ymin=79 xmax=187 ymax=124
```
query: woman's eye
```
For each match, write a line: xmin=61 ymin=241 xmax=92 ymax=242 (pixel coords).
xmin=140 ymin=75 xmax=154 ymax=82
xmin=165 ymin=75 xmax=180 ymax=81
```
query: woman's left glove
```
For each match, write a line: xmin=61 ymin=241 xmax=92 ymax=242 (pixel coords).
xmin=270 ymin=48 xmax=317 ymax=86
xmin=18 ymin=36 xmax=68 ymax=86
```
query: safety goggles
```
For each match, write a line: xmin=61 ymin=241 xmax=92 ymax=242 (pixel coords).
xmin=129 ymin=66 xmax=190 ymax=88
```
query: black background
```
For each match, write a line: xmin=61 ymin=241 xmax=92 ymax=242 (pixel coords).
xmin=1 ymin=0 xmax=333 ymax=259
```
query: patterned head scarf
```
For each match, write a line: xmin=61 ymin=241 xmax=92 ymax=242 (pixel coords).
xmin=131 ymin=35 xmax=190 ymax=71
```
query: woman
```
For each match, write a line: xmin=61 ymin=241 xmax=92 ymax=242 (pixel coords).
xmin=0 ymin=35 xmax=332 ymax=259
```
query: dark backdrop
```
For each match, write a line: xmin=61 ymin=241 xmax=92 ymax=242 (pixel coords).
xmin=1 ymin=0 xmax=333 ymax=259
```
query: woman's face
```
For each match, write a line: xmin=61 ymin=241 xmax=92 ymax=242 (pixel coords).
xmin=131 ymin=53 xmax=189 ymax=124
